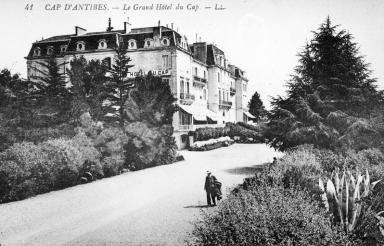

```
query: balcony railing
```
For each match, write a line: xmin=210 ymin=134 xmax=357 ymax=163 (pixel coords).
xmin=178 ymin=125 xmax=194 ymax=131
xmin=219 ymin=100 xmax=233 ymax=107
xmin=179 ymin=93 xmax=195 ymax=105
xmin=193 ymin=75 xmax=207 ymax=84
xmin=180 ymin=93 xmax=195 ymax=100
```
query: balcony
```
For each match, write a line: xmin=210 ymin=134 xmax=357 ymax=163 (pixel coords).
xmin=230 ymin=87 xmax=236 ymax=95
xmin=193 ymin=75 xmax=207 ymax=87
xmin=219 ymin=100 xmax=232 ymax=109
xmin=180 ymin=93 xmax=195 ymax=105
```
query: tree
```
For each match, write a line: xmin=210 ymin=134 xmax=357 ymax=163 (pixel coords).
xmin=68 ymin=56 xmax=107 ymax=122
xmin=103 ymin=47 xmax=135 ymax=126
xmin=123 ymin=74 xmax=177 ymax=170
xmin=33 ymin=57 xmax=71 ymax=125
xmin=248 ymin=91 xmax=267 ymax=121
xmin=266 ymin=17 xmax=383 ymax=151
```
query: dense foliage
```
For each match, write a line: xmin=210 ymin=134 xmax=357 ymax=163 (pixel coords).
xmin=123 ymin=75 xmax=178 ymax=170
xmin=68 ymin=56 xmax=108 ymax=122
xmin=0 ymin=132 xmax=101 ymax=203
xmin=188 ymin=123 xmax=264 ymax=143
xmin=266 ymin=17 xmax=383 ymax=151
xmin=226 ymin=122 xmax=264 ymax=142
xmin=190 ymin=145 xmax=384 ymax=245
xmin=0 ymin=53 xmax=179 ymax=202
xmin=189 ymin=184 xmax=350 ymax=246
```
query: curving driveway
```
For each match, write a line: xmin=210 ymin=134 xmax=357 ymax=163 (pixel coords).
xmin=0 ymin=143 xmax=280 ymax=246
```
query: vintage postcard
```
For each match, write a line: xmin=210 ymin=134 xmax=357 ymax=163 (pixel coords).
xmin=0 ymin=0 xmax=384 ymax=245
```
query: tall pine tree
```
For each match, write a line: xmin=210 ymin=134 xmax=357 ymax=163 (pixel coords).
xmin=266 ymin=17 xmax=382 ymax=151
xmin=248 ymin=91 xmax=267 ymax=121
xmin=103 ymin=47 xmax=135 ymax=126
xmin=33 ymin=57 xmax=71 ymax=125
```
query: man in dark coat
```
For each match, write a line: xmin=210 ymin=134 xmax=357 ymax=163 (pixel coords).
xmin=204 ymin=171 xmax=217 ymax=206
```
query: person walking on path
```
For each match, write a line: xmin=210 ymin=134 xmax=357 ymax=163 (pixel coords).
xmin=204 ymin=171 xmax=218 ymax=206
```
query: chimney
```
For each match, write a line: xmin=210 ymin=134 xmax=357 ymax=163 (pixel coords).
xmin=171 ymin=23 xmax=174 ymax=30
xmin=124 ymin=17 xmax=131 ymax=33
xmin=158 ymin=20 xmax=162 ymax=39
xmin=106 ymin=17 xmax=113 ymax=32
xmin=199 ymin=37 xmax=202 ymax=42
xmin=75 ymin=26 xmax=87 ymax=36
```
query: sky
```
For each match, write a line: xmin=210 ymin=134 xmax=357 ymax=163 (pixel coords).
xmin=1 ymin=0 xmax=384 ymax=108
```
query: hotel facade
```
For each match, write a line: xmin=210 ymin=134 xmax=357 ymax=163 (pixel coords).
xmin=26 ymin=20 xmax=255 ymax=149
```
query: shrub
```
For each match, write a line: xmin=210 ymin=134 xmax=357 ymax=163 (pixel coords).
xmin=0 ymin=133 xmax=101 ymax=203
xmin=268 ymin=145 xmax=322 ymax=189
xmin=188 ymin=185 xmax=350 ymax=246
xmin=190 ymin=127 xmax=230 ymax=142
xmin=124 ymin=122 xmax=177 ymax=170
xmin=226 ymin=122 xmax=263 ymax=142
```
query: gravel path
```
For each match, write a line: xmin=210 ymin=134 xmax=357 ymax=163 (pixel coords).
xmin=0 ymin=143 xmax=279 ymax=246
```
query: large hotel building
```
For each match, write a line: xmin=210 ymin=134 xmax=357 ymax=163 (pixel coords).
xmin=26 ymin=19 xmax=255 ymax=149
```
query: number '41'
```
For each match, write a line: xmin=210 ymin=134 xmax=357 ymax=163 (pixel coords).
xmin=25 ymin=4 xmax=34 ymax=11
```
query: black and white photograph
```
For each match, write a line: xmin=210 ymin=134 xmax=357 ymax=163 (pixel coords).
xmin=1 ymin=0 xmax=384 ymax=245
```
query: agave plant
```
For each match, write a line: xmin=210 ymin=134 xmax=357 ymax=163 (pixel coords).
xmin=319 ymin=168 xmax=381 ymax=233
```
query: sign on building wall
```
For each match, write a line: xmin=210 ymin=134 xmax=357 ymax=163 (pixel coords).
xmin=127 ymin=69 xmax=171 ymax=77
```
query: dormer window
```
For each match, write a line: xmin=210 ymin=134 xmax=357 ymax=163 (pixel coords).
xmin=60 ymin=45 xmax=67 ymax=53
xmin=76 ymin=41 xmax=85 ymax=51
xmin=33 ymin=47 xmax=41 ymax=56
xmin=47 ymin=46 xmax=54 ymax=55
xmin=128 ymin=39 xmax=137 ymax=49
xmin=162 ymin=37 xmax=170 ymax=46
xmin=98 ymin=39 xmax=107 ymax=49
xmin=144 ymin=38 xmax=153 ymax=48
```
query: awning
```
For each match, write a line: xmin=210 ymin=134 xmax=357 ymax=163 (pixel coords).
xmin=244 ymin=111 xmax=256 ymax=119
xmin=205 ymin=108 xmax=218 ymax=121
xmin=179 ymin=104 xmax=207 ymax=121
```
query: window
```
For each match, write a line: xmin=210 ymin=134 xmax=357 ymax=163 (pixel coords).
xmin=62 ymin=64 xmax=66 ymax=74
xmin=98 ymin=39 xmax=107 ymax=49
xmin=186 ymin=81 xmax=190 ymax=94
xmin=162 ymin=37 xmax=170 ymax=46
xmin=218 ymin=72 xmax=221 ymax=83
xmin=144 ymin=38 xmax=153 ymax=48
xmin=204 ymin=70 xmax=206 ymax=79
xmin=60 ymin=45 xmax=67 ymax=53
xmin=181 ymin=134 xmax=188 ymax=143
xmin=128 ymin=39 xmax=137 ymax=49
xmin=76 ymin=41 xmax=85 ymax=51
xmin=219 ymin=90 xmax=222 ymax=101
xmin=162 ymin=78 xmax=169 ymax=85
xmin=194 ymin=67 xmax=198 ymax=76
xmin=33 ymin=47 xmax=41 ymax=56
xmin=203 ymin=89 xmax=207 ymax=100
xmin=47 ymin=46 xmax=54 ymax=55
xmin=180 ymin=80 xmax=184 ymax=95
xmin=162 ymin=55 xmax=169 ymax=68
xmin=102 ymin=57 xmax=112 ymax=68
